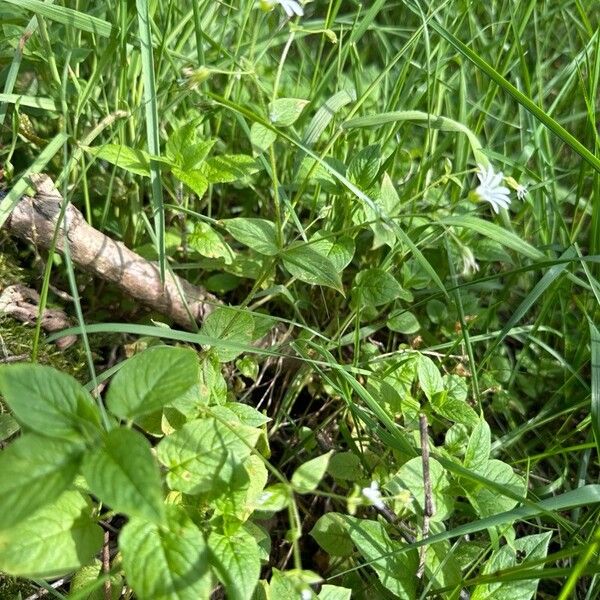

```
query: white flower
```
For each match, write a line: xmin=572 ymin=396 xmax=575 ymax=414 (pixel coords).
xmin=516 ymin=184 xmax=527 ymax=200
xmin=300 ymin=589 xmax=312 ymax=600
xmin=260 ymin=0 xmax=304 ymax=17
xmin=461 ymin=247 xmax=479 ymax=277
xmin=362 ymin=480 xmax=385 ymax=510
xmin=474 ymin=164 xmax=511 ymax=213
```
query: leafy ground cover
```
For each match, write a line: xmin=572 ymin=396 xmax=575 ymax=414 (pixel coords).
xmin=0 ymin=0 xmax=599 ymax=598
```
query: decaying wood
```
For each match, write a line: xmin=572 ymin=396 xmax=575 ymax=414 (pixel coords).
xmin=4 ymin=174 xmax=218 ymax=329
xmin=0 ymin=284 xmax=77 ymax=349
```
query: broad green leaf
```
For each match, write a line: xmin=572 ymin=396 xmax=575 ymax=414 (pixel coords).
xmin=70 ymin=559 xmax=123 ymax=600
xmin=222 ymin=218 xmax=279 ymax=256
xmin=464 ymin=459 xmax=525 ymax=517
xmin=387 ymin=309 xmax=420 ymax=334
xmin=268 ymin=97 xmax=309 ymax=126
xmin=464 ymin=420 xmax=491 ymax=472
xmin=199 ymin=351 xmax=228 ymax=405
xmin=292 ymin=451 xmax=333 ymax=493
xmin=255 ymin=483 xmax=291 ymax=512
xmin=387 ymin=456 xmax=454 ymax=521
xmin=348 ymin=144 xmax=381 ymax=188
xmin=250 ymin=122 xmax=277 ymax=153
xmin=310 ymin=232 xmax=355 ymax=272
xmin=282 ymin=243 xmax=343 ymax=292
xmin=343 ymin=516 xmax=418 ymax=599
xmin=209 ymin=527 xmax=260 ymax=600
xmin=0 ymin=363 xmax=102 ymax=440
xmin=431 ymin=392 xmax=480 ymax=428
xmin=201 ymin=154 xmax=259 ymax=183
xmin=445 ymin=374 xmax=468 ymax=402
xmin=225 ymin=402 xmax=271 ymax=427
xmin=119 ymin=507 xmax=211 ymax=600
xmin=106 ymin=346 xmax=200 ymax=420
xmin=353 ymin=268 xmax=403 ymax=306
xmin=310 ymin=513 xmax=354 ymax=557
xmin=85 ymin=144 xmax=151 ymax=176
xmin=471 ymin=532 xmax=552 ymax=600
xmin=172 ymin=167 xmax=208 ymax=198
xmin=318 ymin=585 xmax=352 ymax=600
xmin=270 ymin=569 xmax=321 ymax=599
xmin=201 ymin=306 xmax=255 ymax=362
xmin=82 ymin=428 xmax=165 ymax=523
xmin=0 ymin=491 xmax=103 ymax=577
xmin=189 ymin=222 xmax=235 ymax=264
xmin=327 ymin=452 xmax=362 ymax=481
xmin=0 ymin=434 xmax=84 ymax=529
xmin=157 ymin=417 xmax=260 ymax=495
xmin=427 ymin=299 xmax=448 ymax=323
xmin=166 ymin=123 xmax=214 ymax=170
xmin=417 ymin=354 xmax=444 ymax=401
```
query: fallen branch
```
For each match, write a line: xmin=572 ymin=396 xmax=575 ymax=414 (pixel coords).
xmin=4 ymin=174 xmax=218 ymax=329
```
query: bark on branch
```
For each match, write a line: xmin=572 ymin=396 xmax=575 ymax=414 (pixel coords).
xmin=4 ymin=174 xmax=218 ymax=329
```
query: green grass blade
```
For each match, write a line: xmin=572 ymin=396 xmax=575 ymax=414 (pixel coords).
xmin=429 ymin=19 xmax=600 ymax=174
xmin=590 ymin=320 xmax=600 ymax=458
xmin=1 ymin=0 xmax=114 ymax=37
xmin=0 ymin=132 xmax=69 ymax=228
xmin=0 ymin=93 xmax=58 ymax=111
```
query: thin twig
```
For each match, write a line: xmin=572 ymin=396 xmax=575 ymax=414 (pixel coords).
xmin=102 ymin=529 xmax=111 ymax=600
xmin=417 ymin=412 xmax=434 ymax=579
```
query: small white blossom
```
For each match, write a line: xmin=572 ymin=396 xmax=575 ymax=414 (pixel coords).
xmin=362 ymin=480 xmax=385 ymax=510
xmin=300 ymin=589 xmax=312 ymax=600
xmin=516 ymin=184 xmax=527 ymax=200
xmin=461 ymin=247 xmax=479 ymax=277
xmin=260 ymin=0 xmax=304 ymax=17
xmin=474 ymin=164 xmax=511 ymax=213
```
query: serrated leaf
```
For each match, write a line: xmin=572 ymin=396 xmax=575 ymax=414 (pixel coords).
xmin=0 ymin=363 xmax=102 ymax=441
xmin=431 ymin=392 xmax=480 ymax=428
xmin=250 ymin=123 xmax=277 ymax=153
xmin=172 ymin=167 xmax=208 ymax=198
xmin=82 ymin=428 xmax=165 ymax=523
xmin=209 ymin=527 xmax=260 ymax=600
xmin=222 ymin=218 xmax=279 ymax=256
xmin=119 ymin=507 xmax=211 ymax=600
xmin=464 ymin=420 xmax=491 ymax=471
xmin=353 ymin=268 xmax=403 ymax=307
xmin=157 ymin=417 xmax=260 ymax=495
xmin=85 ymin=144 xmax=151 ymax=176
xmin=0 ymin=434 xmax=84 ymax=529
xmin=201 ymin=154 xmax=259 ymax=183
xmin=310 ymin=513 xmax=354 ymax=557
xmin=292 ymin=451 xmax=333 ymax=493
xmin=269 ymin=97 xmax=309 ymax=126
xmin=0 ymin=491 xmax=103 ymax=578
xmin=106 ymin=346 xmax=200 ymax=420
xmin=189 ymin=221 xmax=235 ymax=264
xmin=282 ymin=243 xmax=343 ymax=292
xmin=201 ymin=306 xmax=255 ymax=362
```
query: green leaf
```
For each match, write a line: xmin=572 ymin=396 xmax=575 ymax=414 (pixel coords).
xmin=291 ymin=451 xmax=333 ymax=493
xmin=353 ymin=268 xmax=403 ymax=306
xmin=0 ymin=413 xmax=19 ymax=442
xmin=387 ymin=456 xmax=454 ymax=521
xmin=201 ymin=154 xmax=259 ymax=183
xmin=0 ymin=363 xmax=102 ymax=440
xmin=464 ymin=459 xmax=526 ymax=517
xmin=85 ymin=144 xmax=151 ymax=177
xmin=464 ymin=420 xmax=491 ymax=472
xmin=327 ymin=452 xmax=362 ymax=481
xmin=310 ymin=513 xmax=354 ymax=557
xmin=344 ymin=516 xmax=418 ymax=599
xmin=172 ymin=167 xmax=208 ymax=198
xmin=157 ymin=417 xmax=260 ymax=495
xmin=222 ymin=218 xmax=279 ymax=256
xmin=472 ymin=532 xmax=552 ymax=600
xmin=431 ymin=392 xmax=480 ymax=428
xmin=387 ymin=309 xmax=420 ymax=334
xmin=201 ymin=306 xmax=255 ymax=362
xmin=209 ymin=527 xmax=260 ymax=600
xmin=250 ymin=123 xmax=277 ymax=153
xmin=318 ymin=585 xmax=352 ymax=600
xmin=0 ymin=491 xmax=103 ymax=578
xmin=119 ymin=506 xmax=211 ymax=600
xmin=268 ymin=97 xmax=309 ymax=126
xmin=189 ymin=221 xmax=235 ymax=264
xmin=282 ymin=243 xmax=343 ymax=292
xmin=417 ymin=354 xmax=444 ymax=401
xmin=106 ymin=346 xmax=200 ymax=420
xmin=348 ymin=144 xmax=381 ymax=188
xmin=310 ymin=232 xmax=355 ymax=272
xmin=82 ymin=428 xmax=165 ymax=523
xmin=255 ymin=483 xmax=291 ymax=513
xmin=0 ymin=434 xmax=84 ymax=529
xmin=427 ymin=299 xmax=448 ymax=323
